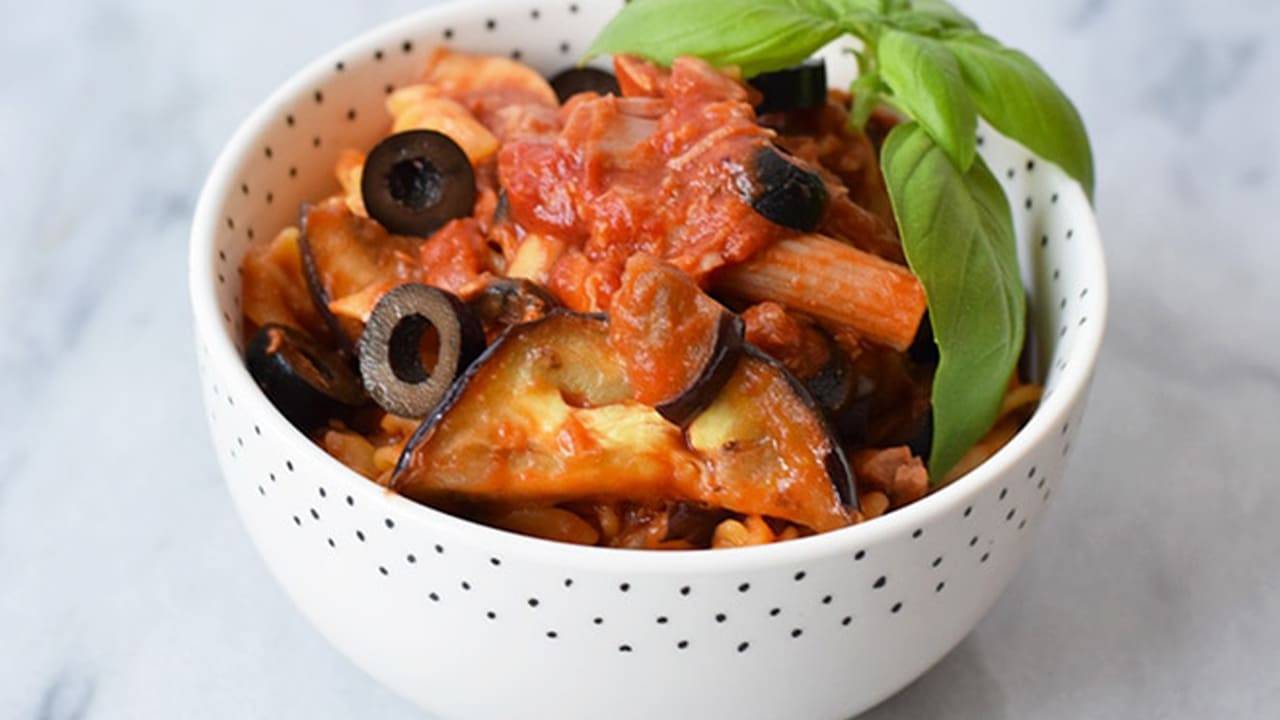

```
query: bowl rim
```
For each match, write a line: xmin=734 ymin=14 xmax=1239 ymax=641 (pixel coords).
xmin=189 ymin=0 xmax=1108 ymax=574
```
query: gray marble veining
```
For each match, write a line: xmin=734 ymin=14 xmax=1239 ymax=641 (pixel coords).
xmin=2 ymin=0 xmax=1278 ymax=717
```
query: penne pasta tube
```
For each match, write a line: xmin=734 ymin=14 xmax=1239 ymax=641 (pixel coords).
xmin=714 ymin=235 xmax=927 ymax=351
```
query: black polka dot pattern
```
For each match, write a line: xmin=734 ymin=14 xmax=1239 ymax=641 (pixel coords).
xmin=199 ymin=16 xmax=1095 ymax=669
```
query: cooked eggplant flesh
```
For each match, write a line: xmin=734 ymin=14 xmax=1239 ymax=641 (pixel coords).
xmin=654 ymin=313 xmax=745 ymax=426
xmin=394 ymin=313 xmax=854 ymax=532
xmin=686 ymin=347 xmax=855 ymax=530
xmin=299 ymin=199 xmax=420 ymax=349
xmin=392 ymin=311 xmax=694 ymax=505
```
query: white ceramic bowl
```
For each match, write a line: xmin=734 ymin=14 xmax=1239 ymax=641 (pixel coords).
xmin=189 ymin=1 xmax=1106 ymax=717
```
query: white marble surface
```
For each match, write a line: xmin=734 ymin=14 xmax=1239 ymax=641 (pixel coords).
xmin=2 ymin=0 xmax=1278 ymax=717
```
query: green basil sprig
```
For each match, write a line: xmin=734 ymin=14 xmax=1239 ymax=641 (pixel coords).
xmin=588 ymin=0 xmax=1093 ymax=481
xmin=881 ymin=123 xmax=1023 ymax=477
xmin=944 ymin=32 xmax=1095 ymax=199
xmin=877 ymin=29 xmax=976 ymax=169
xmin=587 ymin=0 xmax=846 ymax=77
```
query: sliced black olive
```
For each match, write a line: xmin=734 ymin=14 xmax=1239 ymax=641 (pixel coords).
xmin=245 ymin=324 xmax=367 ymax=431
xmin=468 ymin=277 xmax=559 ymax=330
xmin=654 ymin=313 xmax=745 ymax=426
xmin=361 ymin=130 xmax=476 ymax=237
xmin=749 ymin=59 xmax=827 ymax=115
xmin=548 ymin=67 xmax=621 ymax=103
xmin=735 ymin=145 xmax=828 ymax=232
xmin=358 ymin=284 xmax=486 ymax=418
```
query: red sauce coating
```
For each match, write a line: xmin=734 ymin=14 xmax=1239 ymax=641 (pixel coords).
xmin=609 ymin=254 xmax=726 ymax=406
xmin=499 ymin=56 xmax=809 ymax=311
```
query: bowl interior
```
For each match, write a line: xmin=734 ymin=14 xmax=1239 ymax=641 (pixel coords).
xmin=192 ymin=0 xmax=1106 ymax=538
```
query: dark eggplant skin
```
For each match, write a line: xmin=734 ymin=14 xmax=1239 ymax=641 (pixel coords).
xmin=654 ymin=313 xmax=746 ymax=427
xmin=245 ymin=323 xmax=367 ymax=431
xmin=749 ymin=59 xmax=828 ymax=115
xmin=736 ymin=145 xmax=829 ymax=233
xmin=297 ymin=203 xmax=352 ymax=353
xmin=548 ymin=67 xmax=621 ymax=102
xmin=741 ymin=344 xmax=857 ymax=508
xmin=392 ymin=310 xmax=609 ymax=483
xmin=492 ymin=189 xmax=510 ymax=224
xmin=298 ymin=201 xmax=423 ymax=354
xmin=392 ymin=312 xmax=855 ymax=523
xmin=467 ymin=277 xmax=559 ymax=330
xmin=358 ymin=284 xmax=486 ymax=419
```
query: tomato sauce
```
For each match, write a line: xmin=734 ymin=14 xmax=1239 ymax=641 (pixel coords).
xmin=499 ymin=57 xmax=799 ymax=311
xmin=609 ymin=254 xmax=727 ymax=405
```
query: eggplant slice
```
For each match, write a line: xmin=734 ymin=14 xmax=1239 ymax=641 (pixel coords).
xmin=609 ymin=254 xmax=744 ymax=426
xmin=246 ymin=323 xmax=367 ymax=431
xmin=654 ymin=313 xmax=745 ymax=425
xmin=393 ymin=312 xmax=854 ymax=533
xmin=358 ymin=283 xmax=485 ymax=418
xmin=467 ymin=277 xmax=559 ymax=332
xmin=687 ymin=346 xmax=856 ymax=529
xmin=299 ymin=199 xmax=421 ymax=350
xmin=392 ymin=311 xmax=691 ymax=505
xmin=749 ymin=59 xmax=827 ymax=115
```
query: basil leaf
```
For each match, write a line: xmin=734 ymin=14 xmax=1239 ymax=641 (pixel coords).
xmin=944 ymin=32 xmax=1095 ymax=199
xmin=905 ymin=0 xmax=977 ymax=30
xmin=847 ymin=71 xmax=883 ymax=129
xmin=877 ymin=30 xmax=977 ymax=170
xmin=881 ymin=122 xmax=1025 ymax=481
xmin=839 ymin=0 xmax=889 ymax=13
xmin=586 ymin=0 xmax=845 ymax=77
xmin=885 ymin=14 xmax=949 ymax=35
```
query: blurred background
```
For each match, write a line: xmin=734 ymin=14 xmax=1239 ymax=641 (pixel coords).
xmin=1 ymin=0 xmax=1277 ymax=717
